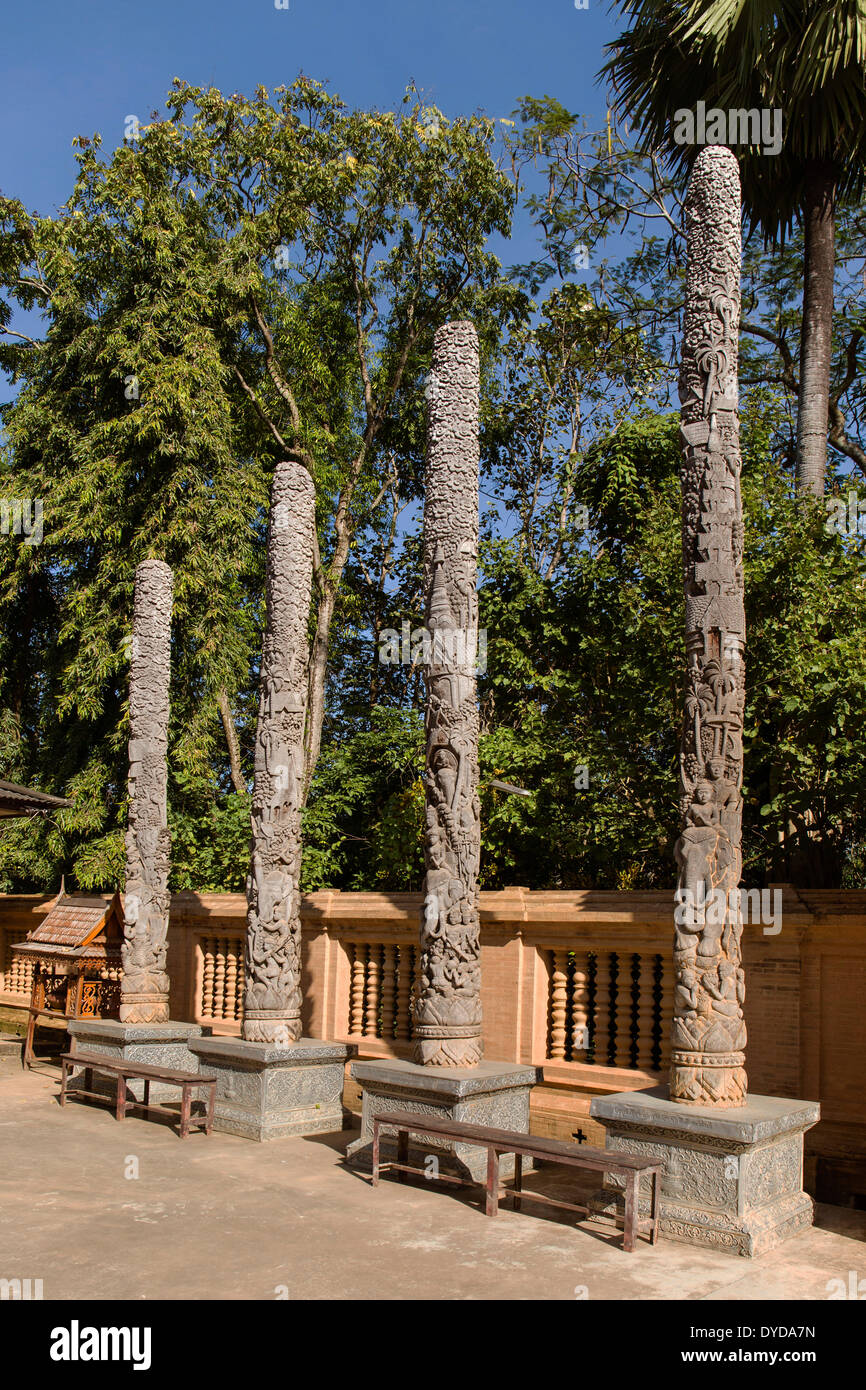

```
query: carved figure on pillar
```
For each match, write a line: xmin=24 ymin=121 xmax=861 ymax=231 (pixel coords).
xmin=120 ymin=559 xmax=173 ymax=1023
xmin=414 ymin=321 xmax=483 ymax=1067
xmin=671 ymin=145 xmax=748 ymax=1108
xmin=243 ymin=461 xmax=315 ymax=1044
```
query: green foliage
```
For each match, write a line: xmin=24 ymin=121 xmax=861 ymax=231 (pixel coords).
xmin=1 ymin=73 xmax=864 ymax=895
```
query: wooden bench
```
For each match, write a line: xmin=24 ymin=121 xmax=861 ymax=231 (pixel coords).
xmin=60 ymin=1051 xmax=216 ymax=1139
xmin=371 ymin=1109 xmax=664 ymax=1252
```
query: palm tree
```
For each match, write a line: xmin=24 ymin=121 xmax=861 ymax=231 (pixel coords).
xmin=602 ymin=0 xmax=866 ymax=498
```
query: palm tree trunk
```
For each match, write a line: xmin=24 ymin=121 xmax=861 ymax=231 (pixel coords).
xmin=795 ymin=162 xmax=836 ymax=498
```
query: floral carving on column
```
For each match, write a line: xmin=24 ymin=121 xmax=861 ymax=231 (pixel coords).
xmin=670 ymin=145 xmax=748 ymax=1108
xmin=413 ymin=321 xmax=483 ymax=1067
xmin=120 ymin=559 xmax=173 ymax=1024
xmin=243 ymin=461 xmax=315 ymax=1044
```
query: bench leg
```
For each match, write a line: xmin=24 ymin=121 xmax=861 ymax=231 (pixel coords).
xmin=397 ymin=1129 xmax=408 ymax=1183
xmin=59 ymin=1058 xmax=68 ymax=1106
xmin=23 ymin=1010 xmax=36 ymax=1070
xmin=372 ymin=1121 xmax=380 ymax=1187
xmin=485 ymin=1148 xmax=500 ymax=1218
xmin=180 ymin=1084 xmax=191 ymax=1139
xmin=206 ymin=1081 xmax=215 ymax=1136
xmin=512 ymin=1152 xmax=523 ymax=1212
xmin=623 ymin=1170 xmax=637 ymax=1253
xmin=143 ymin=1078 xmax=150 ymax=1108
xmin=116 ymin=1072 xmax=127 ymax=1122
xmin=85 ymin=1066 xmax=92 ymax=1099
xmin=650 ymin=1169 xmax=660 ymax=1245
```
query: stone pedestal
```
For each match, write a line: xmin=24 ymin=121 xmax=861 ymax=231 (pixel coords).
xmin=589 ymin=1086 xmax=820 ymax=1257
xmin=188 ymin=1036 xmax=355 ymax=1141
xmin=67 ymin=1020 xmax=204 ymax=1103
xmin=347 ymin=1058 xmax=539 ymax=1182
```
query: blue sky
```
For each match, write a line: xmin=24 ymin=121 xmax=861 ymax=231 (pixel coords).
xmin=2 ymin=0 xmax=619 ymax=218
xmin=0 ymin=0 xmax=627 ymax=417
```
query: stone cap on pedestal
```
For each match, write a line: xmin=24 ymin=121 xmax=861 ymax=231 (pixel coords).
xmin=351 ymin=1058 xmax=540 ymax=1100
xmin=190 ymin=1037 xmax=355 ymax=1070
xmin=68 ymin=1020 xmax=204 ymax=1044
xmin=590 ymin=1086 xmax=820 ymax=1145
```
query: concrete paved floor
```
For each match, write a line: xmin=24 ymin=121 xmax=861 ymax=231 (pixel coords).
xmin=1 ymin=1058 xmax=863 ymax=1301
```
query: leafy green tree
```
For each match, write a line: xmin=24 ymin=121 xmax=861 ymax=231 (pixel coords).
xmin=0 ymin=77 xmax=517 ymax=890
xmin=602 ymin=0 xmax=866 ymax=496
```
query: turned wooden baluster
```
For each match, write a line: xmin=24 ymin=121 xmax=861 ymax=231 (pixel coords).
xmin=350 ymin=943 xmax=366 ymax=1035
xmin=395 ymin=945 xmax=412 ymax=1041
xmin=381 ymin=943 xmax=397 ymax=1041
xmin=201 ymin=939 xmax=215 ymax=1017
xmin=549 ymin=949 xmax=568 ymax=1059
xmin=225 ymin=941 xmax=238 ymax=1022
xmin=635 ymin=953 xmax=657 ymax=1070
xmin=658 ymin=952 xmax=675 ymax=1071
xmin=364 ymin=943 xmax=381 ymax=1038
xmin=611 ymin=953 xmax=631 ymax=1067
xmin=570 ymin=951 xmax=590 ymax=1060
xmin=592 ymin=952 xmax=612 ymax=1066
xmin=214 ymin=942 xmax=226 ymax=1022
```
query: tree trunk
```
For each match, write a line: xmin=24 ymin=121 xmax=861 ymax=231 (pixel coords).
xmin=795 ymin=162 xmax=836 ymax=498
xmin=217 ymin=689 xmax=245 ymax=794
xmin=303 ymin=583 xmax=336 ymax=799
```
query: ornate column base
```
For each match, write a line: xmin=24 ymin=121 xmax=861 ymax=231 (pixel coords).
xmin=589 ymin=1086 xmax=820 ymax=1257
xmin=241 ymin=1010 xmax=303 ymax=1045
xmin=413 ymin=1025 xmax=483 ymax=1068
xmin=188 ymin=1037 xmax=355 ymax=1141
xmin=119 ymin=994 xmax=170 ymax=1025
xmin=669 ymin=1050 xmax=748 ymax=1108
xmin=346 ymin=1058 xmax=540 ymax=1182
xmin=67 ymin=1020 xmax=203 ymax=1104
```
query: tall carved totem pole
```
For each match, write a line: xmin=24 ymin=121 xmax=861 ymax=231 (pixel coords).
xmin=120 ymin=559 xmax=173 ymax=1024
xmin=243 ymin=461 xmax=315 ymax=1045
xmin=671 ymin=145 xmax=748 ymax=1108
xmin=414 ymin=321 xmax=483 ymax=1067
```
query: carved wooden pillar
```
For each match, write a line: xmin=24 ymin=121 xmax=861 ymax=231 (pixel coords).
xmin=414 ymin=321 xmax=483 ymax=1067
xmin=671 ymin=145 xmax=748 ymax=1107
xmin=243 ymin=461 xmax=315 ymax=1044
xmin=120 ymin=559 xmax=172 ymax=1024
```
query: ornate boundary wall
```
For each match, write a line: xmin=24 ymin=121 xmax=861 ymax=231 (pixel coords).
xmin=1 ymin=887 xmax=863 ymax=1205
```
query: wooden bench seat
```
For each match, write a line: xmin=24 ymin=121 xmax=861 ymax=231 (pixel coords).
xmin=60 ymin=1051 xmax=216 ymax=1139
xmin=371 ymin=1108 xmax=663 ymax=1252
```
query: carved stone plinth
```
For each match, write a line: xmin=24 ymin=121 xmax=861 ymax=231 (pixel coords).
xmin=589 ymin=1087 xmax=819 ymax=1257
xmin=67 ymin=1020 xmax=203 ymax=1104
xmin=188 ymin=1037 xmax=355 ymax=1141
xmin=346 ymin=1058 xmax=539 ymax=1182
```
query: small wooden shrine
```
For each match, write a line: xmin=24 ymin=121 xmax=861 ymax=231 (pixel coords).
xmin=12 ymin=887 xmax=123 ymax=1066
